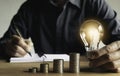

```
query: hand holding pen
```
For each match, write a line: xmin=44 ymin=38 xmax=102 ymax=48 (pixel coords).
xmin=14 ymin=25 xmax=32 ymax=56
xmin=4 ymin=25 xmax=32 ymax=57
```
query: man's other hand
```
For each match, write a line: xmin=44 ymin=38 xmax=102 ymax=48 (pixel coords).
xmin=88 ymin=41 xmax=120 ymax=72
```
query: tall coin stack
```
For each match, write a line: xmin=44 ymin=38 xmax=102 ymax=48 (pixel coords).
xmin=69 ymin=53 xmax=80 ymax=73
xmin=53 ymin=59 xmax=64 ymax=73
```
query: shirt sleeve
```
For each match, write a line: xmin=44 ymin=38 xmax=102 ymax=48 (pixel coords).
xmin=90 ymin=0 xmax=120 ymax=44
xmin=0 ymin=1 xmax=31 ymax=59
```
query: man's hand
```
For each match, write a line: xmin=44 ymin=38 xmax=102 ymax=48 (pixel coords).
xmin=5 ymin=35 xmax=33 ymax=57
xmin=88 ymin=41 xmax=120 ymax=72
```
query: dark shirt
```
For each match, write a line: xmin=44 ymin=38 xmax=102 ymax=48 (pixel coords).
xmin=0 ymin=0 xmax=120 ymax=57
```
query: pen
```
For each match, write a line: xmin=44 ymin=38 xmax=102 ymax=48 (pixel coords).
xmin=14 ymin=25 xmax=32 ymax=57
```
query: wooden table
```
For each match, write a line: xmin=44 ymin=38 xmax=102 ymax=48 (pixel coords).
xmin=0 ymin=56 xmax=120 ymax=76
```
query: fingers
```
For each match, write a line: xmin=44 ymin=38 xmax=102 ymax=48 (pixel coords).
xmin=106 ymin=41 xmax=120 ymax=52
xmin=87 ymin=50 xmax=99 ymax=59
xmin=90 ymin=50 xmax=120 ymax=68
xmin=5 ymin=42 xmax=27 ymax=57
xmin=88 ymin=41 xmax=120 ymax=59
xmin=89 ymin=54 xmax=109 ymax=68
xmin=11 ymin=35 xmax=33 ymax=52
xmin=14 ymin=53 xmax=23 ymax=57
xmin=109 ymin=68 xmax=120 ymax=73
xmin=90 ymin=58 xmax=120 ymax=73
xmin=88 ymin=41 xmax=120 ymax=73
xmin=13 ymin=45 xmax=27 ymax=56
xmin=24 ymin=38 xmax=33 ymax=47
xmin=108 ymin=50 xmax=120 ymax=61
xmin=99 ymin=59 xmax=120 ymax=70
xmin=5 ymin=35 xmax=33 ymax=57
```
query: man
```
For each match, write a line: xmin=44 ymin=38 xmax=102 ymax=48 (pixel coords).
xmin=0 ymin=0 xmax=120 ymax=72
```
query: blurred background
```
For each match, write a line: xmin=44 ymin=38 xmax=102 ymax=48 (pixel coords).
xmin=0 ymin=0 xmax=120 ymax=37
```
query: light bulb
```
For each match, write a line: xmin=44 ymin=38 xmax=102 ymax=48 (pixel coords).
xmin=80 ymin=20 xmax=104 ymax=52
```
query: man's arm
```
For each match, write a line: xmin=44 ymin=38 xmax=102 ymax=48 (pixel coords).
xmin=0 ymin=1 xmax=31 ymax=59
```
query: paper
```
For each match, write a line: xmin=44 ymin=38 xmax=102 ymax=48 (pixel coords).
xmin=10 ymin=54 xmax=69 ymax=63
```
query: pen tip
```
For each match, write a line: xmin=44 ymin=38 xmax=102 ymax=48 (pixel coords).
xmin=28 ymin=53 xmax=32 ymax=57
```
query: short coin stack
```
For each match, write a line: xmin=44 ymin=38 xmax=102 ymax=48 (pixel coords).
xmin=40 ymin=63 xmax=49 ymax=73
xmin=28 ymin=67 xmax=38 ymax=73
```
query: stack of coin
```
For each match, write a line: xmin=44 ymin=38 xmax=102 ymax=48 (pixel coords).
xmin=40 ymin=63 xmax=49 ymax=73
xmin=69 ymin=53 xmax=80 ymax=73
xmin=28 ymin=67 xmax=38 ymax=73
xmin=53 ymin=59 xmax=64 ymax=73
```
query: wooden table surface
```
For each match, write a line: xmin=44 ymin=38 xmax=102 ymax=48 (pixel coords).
xmin=0 ymin=56 xmax=120 ymax=76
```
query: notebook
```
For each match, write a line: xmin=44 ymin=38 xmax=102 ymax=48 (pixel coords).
xmin=10 ymin=53 xmax=69 ymax=63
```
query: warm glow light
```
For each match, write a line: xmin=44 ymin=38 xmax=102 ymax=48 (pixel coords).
xmin=80 ymin=19 xmax=104 ymax=51
xmin=98 ymin=25 xmax=103 ymax=33
xmin=87 ymin=27 xmax=100 ymax=42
